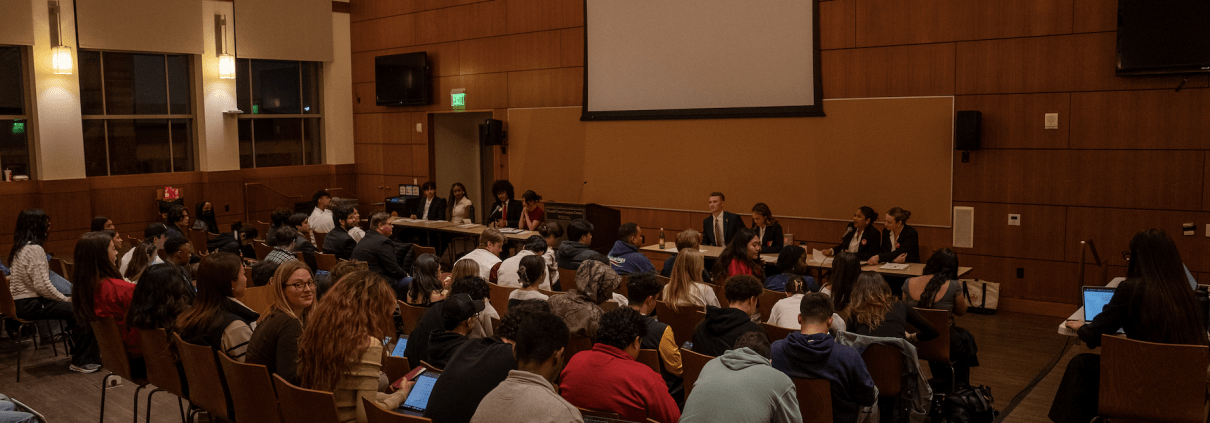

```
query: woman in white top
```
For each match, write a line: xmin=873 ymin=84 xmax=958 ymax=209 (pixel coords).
xmin=661 ymin=249 xmax=720 ymax=311
xmin=767 ymin=275 xmax=847 ymax=332
xmin=447 ymin=182 xmax=474 ymax=224
xmin=508 ymin=255 xmax=550 ymax=308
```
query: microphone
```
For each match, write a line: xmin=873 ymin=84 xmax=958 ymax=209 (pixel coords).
xmin=577 ymin=181 xmax=588 ymax=202
xmin=842 ymin=226 xmax=853 ymax=241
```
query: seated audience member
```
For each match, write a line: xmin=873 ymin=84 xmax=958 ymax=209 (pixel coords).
xmin=444 ymin=259 xmax=479 ymax=291
xmin=608 ymin=223 xmax=655 ymax=275
xmin=0 ymin=393 xmax=37 ymax=423
xmin=681 ymin=332 xmax=802 ymax=423
xmin=426 ymin=301 xmax=550 ymax=423
xmin=847 ymin=272 xmax=938 ymax=342
xmin=767 ymin=275 xmax=809 ymax=329
xmin=347 ymin=208 xmax=366 ymax=242
xmin=471 ymin=311 xmax=581 ymax=423
xmin=771 ymin=293 xmax=877 ymax=423
xmin=323 ymin=205 xmax=359 ymax=260
xmin=765 ymin=245 xmax=817 ymax=292
xmin=263 ymin=227 xmax=300 ymax=266
xmin=1050 ymin=229 xmax=1209 ymax=423
xmin=121 ymin=223 xmax=168 ymax=274
xmin=297 ymin=270 xmax=412 ymax=423
xmin=410 ymin=181 xmax=447 ymax=221
xmin=660 ymin=230 xmax=711 ymax=282
xmin=92 ymin=216 xmax=126 ymax=251
xmin=264 ymin=208 xmax=294 ymax=247
xmin=750 ymin=203 xmax=785 ymax=255
xmin=126 ymin=264 xmax=195 ymax=332
xmin=537 ymin=222 xmax=563 ymax=288
xmin=508 ymin=255 xmax=551 ymax=309
xmin=822 ymin=206 xmax=881 ymax=261
xmin=288 ymin=212 xmax=320 ymax=270
xmin=702 ymin=192 xmax=744 ymax=247
xmin=248 ymin=261 xmax=315 ymax=385
xmin=404 ymin=253 xmax=445 ymax=306
xmin=318 ymin=259 xmax=368 ymax=302
xmin=497 ymin=235 xmax=548 ymax=288
xmin=548 ymin=260 xmax=622 ymax=339
xmin=902 ymin=248 xmax=974 ymax=390
xmin=122 ymin=243 xmax=159 ymax=283
xmin=193 ymin=202 xmax=219 ymax=233
xmin=627 ymin=273 xmax=684 ymax=403
xmin=175 ymin=253 xmax=259 ymax=361
xmin=559 ymin=308 xmax=681 ymax=423
xmin=427 ymin=293 xmax=483 ymax=369
xmin=448 ymin=182 xmax=474 ymax=224
xmin=351 ymin=212 xmax=412 ymax=283
xmin=250 ymin=260 xmax=281 ymax=287
xmin=825 ymin=252 xmax=862 ymax=321
xmin=712 ymin=227 xmax=764 ymax=283
xmin=163 ymin=237 xmax=195 ymax=284
xmin=208 ymin=222 xmax=257 ymax=263
xmin=455 ymin=228 xmax=504 ymax=280
xmin=692 ymin=275 xmax=764 ymax=357
xmin=519 ymin=190 xmax=545 ymax=230
xmin=488 ymin=180 xmax=523 ymax=228
xmin=72 ymin=231 xmax=138 ymax=373
xmin=460 ymin=274 xmax=500 ymax=339
xmin=404 ymin=275 xmax=491 ymax=367
xmin=308 ymin=190 xmax=334 ymax=235
xmin=868 ymin=207 xmax=920 ymax=266
xmin=662 ymin=249 xmax=720 ymax=310
xmin=556 ymin=219 xmax=607 ymax=270
xmin=163 ymin=205 xmax=191 ymax=240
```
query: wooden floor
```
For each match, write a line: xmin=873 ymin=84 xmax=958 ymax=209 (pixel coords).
xmin=0 ymin=311 xmax=1078 ymax=423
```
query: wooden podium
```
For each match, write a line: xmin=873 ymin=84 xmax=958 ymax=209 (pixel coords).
xmin=544 ymin=202 xmax=621 ymax=255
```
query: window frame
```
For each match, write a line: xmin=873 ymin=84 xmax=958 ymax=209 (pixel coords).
xmin=236 ymin=58 xmax=325 ymax=169
xmin=0 ymin=45 xmax=34 ymax=179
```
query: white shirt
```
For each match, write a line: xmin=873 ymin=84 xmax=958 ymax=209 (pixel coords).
xmin=510 ymin=289 xmax=550 ymax=302
xmin=421 ymin=198 xmax=433 ymax=221
xmin=308 ymin=207 xmax=334 ymax=234
xmin=768 ymin=295 xmax=847 ymax=333
xmin=451 ymin=197 xmax=473 ymax=224
xmin=348 ymin=226 xmax=365 ymax=243
xmin=662 ymin=281 xmax=720 ymax=308
xmin=543 ymin=247 xmax=559 ymax=288
xmin=455 ymin=248 xmax=502 ymax=280
xmin=847 ymin=228 xmax=863 ymax=253
xmin=496 ymin=250 xmax=551 ymax=290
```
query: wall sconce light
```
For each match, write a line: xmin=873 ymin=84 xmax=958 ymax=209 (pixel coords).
xmin=215 ymin=14 xmax=235 ymax=79
xmin=49 ymin=1 xmax=72 ymax=75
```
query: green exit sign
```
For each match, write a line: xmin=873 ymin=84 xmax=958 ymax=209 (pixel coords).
xmin=451 ymin=89 xmax=466 ymax=111
xmin=252 ymin=105 xmax=259 ymax=114
xmin=11 ymin=121 xmax=24 ymax=134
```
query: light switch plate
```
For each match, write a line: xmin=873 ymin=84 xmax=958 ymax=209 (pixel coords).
xmin=1045 ymin=113 xmax=1059 ymax=129
xmin=1008 ymin=214 xmax=1021 ymax=226
xmin=416 ymin=123 xmax=422 ymax=132
xmin=1183 ymin=223 xmax=1195 ymax=236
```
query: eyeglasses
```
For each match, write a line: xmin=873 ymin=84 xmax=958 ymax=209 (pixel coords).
xmin=1121 ymin=251 xmax=1131 ymax=261
xmin=285 ymin=280 xmax=316 ymax=290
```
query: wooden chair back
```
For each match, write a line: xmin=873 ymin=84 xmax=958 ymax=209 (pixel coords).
xmin=861 ymin=343 xmax=903 ymax=397
xmin=241 ymin=284 xmax=276 ymax=316
xmin=381 ymin=355 xmax=411 ymax=384
xmin=174 ymin=333 xmax=232 ymax=420
xmin=314 ymin=232 xmax=327 ymax=252
xmin=680 ymin=349 xmax=715 ymax=398
xmin=577 ymin=407 xmax=621 ymax=419
xmin=415 ymin=246 xmax=437 ymax=257
xmin=793 ymin=378 xmax=833 ymax=423
xmin=637 ymin=348 xmax=661 ymax=375
xmin=272 ymin=374 xmax=341 ymax=423
xmin=709 ymin=283 xmax=728 ymax=308
xmin=419 ymin=360 xmax=444 ymax=372
xmin=557 ymin=268 xmax=577 ymax=290
xmin=253 ymin=242 xmax=272 ymax=261
xmin=243 ymin=266 xmax=253 ymax=283
xmin=0 ymin=272 xmax=30 ymax=323
xmin=49 ymin=257 xmax=72 ymax=282
xmin=539 ymin=288 xmax=559 ymax=298
xmin=566 ymin=333 xmax=595 ymax=359
xmin=189 ymin=229 xmax=210 ymax=255
xmin=217 ymin=353 xmax=282 ymax=423
xmin=363 ymin=396 xmax=432 ymax=422
xmin=139 ymin=328 xmax=186 ymax=398
xmin=487 ymin=283 xmax=518 ymax=317
xmin=90 ymin=318 xmax=143 ymax=383
xmin=1098 ymin=335 xmax=1209 ymax=423
xmin=615 ymin=275 xmax=630 ymax=298
xmin=293 ymin=252 xmax=305 ymax=262
xmin=398 ymin=301 xmax=429 ymax=333
xmin=315 ymin=253 xmax=338 ymax=272
xmin=757 ymin=289 xmax=784 ymax=323
xmin=253 ymin=221 xmax=271 ymax=242
xmin=761 ymin=322 xmax=795 ymax=343
xmin=655 ymin=301 xmax=705 ymax=347
xmin=909 ymin=308 xmax=950 ymax=363
xmin=600 ymin=300 xmax=620 ymax=313
xmin=491 ymin=317 xmax=501 ymax=334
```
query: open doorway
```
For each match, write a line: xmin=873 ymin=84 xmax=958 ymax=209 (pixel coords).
xmin=432 ymin=112 xmax=493 ymax=223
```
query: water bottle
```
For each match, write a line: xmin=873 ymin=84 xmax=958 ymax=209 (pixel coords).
xmin=658 ymin=228 xmax=666 ymax=249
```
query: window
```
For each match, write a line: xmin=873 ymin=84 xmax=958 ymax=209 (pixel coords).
xmin=79 ymin=51 xmax=194 ymax=176
xmin=0 ymin=46 xmax=31 ymax=178
xmin=235 ymin=59 xmax=322 ymax=168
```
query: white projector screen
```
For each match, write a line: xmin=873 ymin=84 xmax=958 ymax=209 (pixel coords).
xmin=583 ymin=0 xmax=823 ymax=121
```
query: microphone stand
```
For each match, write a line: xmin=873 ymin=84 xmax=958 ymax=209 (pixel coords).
xmin=1078 ymin=239 xmax=1104 ymax=303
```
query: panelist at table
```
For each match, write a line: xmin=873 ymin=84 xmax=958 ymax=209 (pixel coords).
xmin=822 ymin=206 xmax=881 ymax=261
xmin=702 ymin=191 xmax=744 ymax=247
xmin=750 ymin=202 xmax=784 ymax=255
xmin=488 ymin=179 xmax=523 ymax=228
xmin=409 ymin=181 xmax=447 ymax=221
xmin=867 ymin=207 xmax=919 ymax=266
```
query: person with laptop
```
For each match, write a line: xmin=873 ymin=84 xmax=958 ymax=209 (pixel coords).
xmin=426 ymin=293 xmax=484 ymax=369
xmin=681 ymin=332 xmax=802 ymax=423
xmin=1049 ymin=229 xmax=1210 ymax=423
xmin=471 ymin=310 xmax=582 ymax=423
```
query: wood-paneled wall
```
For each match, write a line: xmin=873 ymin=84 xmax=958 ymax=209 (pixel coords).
xmin=350 ymin=0 xmax=1210 ymax=316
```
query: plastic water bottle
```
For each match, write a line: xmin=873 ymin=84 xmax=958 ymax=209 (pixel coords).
xmin=658 ymin=228 xmax=665 ymax=249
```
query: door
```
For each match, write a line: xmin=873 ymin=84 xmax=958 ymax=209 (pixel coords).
xmin=433 ymin=112 xmax=492 ymax=222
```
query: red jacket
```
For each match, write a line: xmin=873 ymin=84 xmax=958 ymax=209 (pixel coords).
xmin=95 ymin=277 xmax=139 ymax=356
xmin=559 ymin=344 xmax=681 ymax=423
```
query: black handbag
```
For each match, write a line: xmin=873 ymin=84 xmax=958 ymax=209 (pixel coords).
xmin=937 ymin=385 xmax=997 ymax=423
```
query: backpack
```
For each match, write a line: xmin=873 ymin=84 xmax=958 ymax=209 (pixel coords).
xmin=936 ymin=385 xmax=997 ymax=423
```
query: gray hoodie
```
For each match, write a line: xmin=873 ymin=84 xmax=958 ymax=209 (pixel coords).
xmin=680 ymin=347 xmax=803 ymax=423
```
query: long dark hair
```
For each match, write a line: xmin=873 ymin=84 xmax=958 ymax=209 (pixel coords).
xmin=72 ymin=231 xmax=124 ymax=325
xmin=917 ymin=248 xmax=959 ymax=309
xmin=10 ymin=209 xmax=49 ymax=265
xmin=712 ymin=227 xmax=764 ymax=283
xmin=406 ymin=254 xmax=442 ymax=306
xmin=195 ymin=202 xmax=218 ymax=233
xmin=126 ymin=264 xmax=195 ymax=330
xmin=123 ymin=243 xmax=158 ymax=282
xmin=176 ymin=253 xmax=243 ymax=336
xmin=1126 ymin=229 xmax=1208 ymax=346
xmin=830 ymin=252 xmax=862 ymax=312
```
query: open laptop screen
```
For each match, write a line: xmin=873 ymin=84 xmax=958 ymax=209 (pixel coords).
xmin=1083 ymin=286 xmax=1116 ymax=322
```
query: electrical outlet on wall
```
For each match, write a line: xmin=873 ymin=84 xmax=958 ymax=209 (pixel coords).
xmin=1008 ymin=214 xmax=1021 ymax=226
xmin=1045 ymin=113 xmax=1059 ymax=129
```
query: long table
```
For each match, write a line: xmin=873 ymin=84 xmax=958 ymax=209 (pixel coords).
xmin=390 ymin=218 xmax=539 ymax=241
xmin=639 ymin=243 xmax=973 ymax=278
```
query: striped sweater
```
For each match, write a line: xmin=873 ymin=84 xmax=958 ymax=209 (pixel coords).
xmin=9 ymin=244 xmax=66 ymax=302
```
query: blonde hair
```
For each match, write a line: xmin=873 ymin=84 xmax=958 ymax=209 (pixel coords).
xmin=676 ymin=230 xmax=701 ymax=251
xmin=846 ymin=272 xmax=895 ymax=331
xmin=665 ymin=249 xmax=706 ymax=312
xmin=450 ymin=259 xmax=480 ymax=282
xmin=260 ymin=260 xmax=313 ymax=324
xmin=479 ymin=228 xmax=505 ymax=247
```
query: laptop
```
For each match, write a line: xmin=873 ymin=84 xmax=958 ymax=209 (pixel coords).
xmin=1082 ymin=286 xmax=1116 ymax=322
xmin=398 ymin=370 xmax=440 ymax=416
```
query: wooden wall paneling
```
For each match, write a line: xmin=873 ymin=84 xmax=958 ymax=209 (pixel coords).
xmin=854 ymin=0 xmax=1072 ymax=48
xmin=1069 ymin=89 xmax=1210 ymax=149
xmin=955 ymin=33 xmax=1210 ymax=95
xmin=506 ymin=67 xmax=583 ymax=108
xmin=1072 ymin=0 xmax=1118 ymax=33
xmin=617 ymin=208 xmax=694 ymax=235
xmin=953 ymin=150 xmax=1205 ymax=210
xmin=382 ymin=145 xmax=414 ymax=176
xmin=349 ymin=0 xmax=419 ymax=23
xmin=953 ymin=0 xmax=1073 ymax=41
xmin=354 ymin=113 xmax=381 ymax=144
xmin=954 ymin=93 xmax=1070 ymax=149
xmin=957 ymin=254 xmax=1080 ymax=305
xmin=414 ymin=2 xmax=507 ymax=46
xmin=354 ymin=144 xmax=385 ymax=174
xmin=458 ymin=31 xmax=562 ymax=75
xmin=560 ymin=27 xmax=584 ymax=68
xmin=352 ymin=83 xmax=395 ymax=114
xmin=0 ymin=193 xmax=39 ymax=237
xmin=410 ymin=112 xmax=428 ymax=145
xmin=205 ymin=181 xmax=245 ymax=218
xmin=951 ymin=202 xmax=1067 ymax=261
xmin=818 ymin=0 xmax=855 ymax=50
xmin=356 ymin=174 xmax=386 ymax=206
xmin=1206 ymin=159 xmax=1210 ymax=212
xmin=432 ymin=73 xmax=511 ymax=110
xmin=380 ymin=113 xmax=414 ymax=144
xmin=492 ymin=109 xmax=508 ymax=182
xmin=504 ymin=0 xmax=583 ymax=34
xmin=820 ymin=43 xmax=955 ymax=99
xmin=350 ymin=13 xmax=416 ymax=53
xmin=411 ymin=144 xmax=430 ymax=180
xmin=1064 ymin=206 xmax=1210 ymax=273
xmin=351 ymin=41 xmax=462 ymax=83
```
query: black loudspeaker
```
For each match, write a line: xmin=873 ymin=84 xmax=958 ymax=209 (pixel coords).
xmin=955 ymin=111 xmax=981 ymax=151
xmin=479 ymin=118 xmax=505 ymax=146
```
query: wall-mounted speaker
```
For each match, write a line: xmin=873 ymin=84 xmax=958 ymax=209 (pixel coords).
xmin=955 ymin=110 xmax=982 ymax=151
xmin=479 ymin=118 xmax=505 ymax=146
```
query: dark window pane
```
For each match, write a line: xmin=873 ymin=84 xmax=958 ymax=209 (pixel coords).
xmin=303 ymin=118 xmax=321 ymax=165
xmin=251 ymin=60 xmax=300 ymax=114
xmin=0 ymin=47 xmax=26 ymax=115
xmin=107 ymin=119 xmax=170 ymax=175
xmin=238 ymin=119 xmax=253 ymax=168
xmin=167 ymin=55 xmax=190 ymax=115
xmin=104 ymin=53 xmax=168 ymax=115
xmin=79 ymin=50 xmax=103 ymax=115
xmin=236 ymin=58 xmax=250 ymax=113
xmin=82 ymin=120 xmax=109 ymax=177
xmin=0 ymin=119 xmax=31 ymax=178
xmin=170 ymin=119 xmax=192 ymax=172
xmin=253 ymin=118 xmax=302 ymax=168
xmin=301 ymin=61 xmax=320 ymax=114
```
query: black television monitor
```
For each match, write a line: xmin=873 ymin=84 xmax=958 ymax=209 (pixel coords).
xmin=1116 ymin=0 xmax=1210 ymax=76
xmin=375 ymin=52 xmax=429 ymax=106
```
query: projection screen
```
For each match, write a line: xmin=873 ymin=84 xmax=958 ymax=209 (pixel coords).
xmin=582 ymin=0 xmax=823 ymax=121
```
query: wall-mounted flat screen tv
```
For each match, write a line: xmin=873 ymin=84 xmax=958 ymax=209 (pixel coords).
xmin=1117 ymin=0 xmax=1210 ymax=76
xmin=376 ymin=52 xmax=430 ymax=106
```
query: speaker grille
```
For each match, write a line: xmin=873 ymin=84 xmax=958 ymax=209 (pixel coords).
xmin=953 ymin=206 xmax=974 ymax=248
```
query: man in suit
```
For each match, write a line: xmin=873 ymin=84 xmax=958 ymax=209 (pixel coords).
xmin=322 ymin=205 xmax=358 ymax=260
xmin=351 ymin=211 xmax=414 ymax=283
xmin=409 ymin=181 xmax=448 ymax=221
xmin=702 ymin=192 xmax=744 ymax=247
xmin=488 ymin=179 xmax=524 ymax=228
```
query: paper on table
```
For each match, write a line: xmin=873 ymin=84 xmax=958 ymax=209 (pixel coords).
xmin=812 ymin=249 xmax=826 ymax=264
xmin=880 ymin=263 xmax=910 ymax=270
xmin=456 ymin=223 xmax=480 ymax=228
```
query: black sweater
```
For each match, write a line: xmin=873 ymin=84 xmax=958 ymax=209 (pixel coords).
xmin=849 ymin=301 xmax=939 ymax=341
xmin=423 ymin=337 xmax=516 ymax=423
xmin=246 ymin=310 xmax=303 ymax=385
xmin=691 ymin=306 xmax=764 ymax=357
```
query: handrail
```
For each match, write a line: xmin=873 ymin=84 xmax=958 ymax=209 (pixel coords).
xmin=243 ymin=182 xmax=304 ymax=223
xmin=325 ymin=187 xmax=357 ymax=198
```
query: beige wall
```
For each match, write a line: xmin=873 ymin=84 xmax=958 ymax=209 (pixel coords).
xmin=30 ymin=0 xmax=85 ymax=180
xmin=325 ymin=9 xmax=355 ymax=165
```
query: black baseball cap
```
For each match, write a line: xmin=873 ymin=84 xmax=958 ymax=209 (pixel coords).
xmin=442 ymin=293 xmax=485 ymax=330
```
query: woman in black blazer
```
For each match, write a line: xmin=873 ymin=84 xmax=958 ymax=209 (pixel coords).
xmin=750 ymin=203 xmax=784 ymax=255
xmin=867 ymin=207 xmax=920 ymax=265
xmin=823 ymin=206 xmax=881 ymax=261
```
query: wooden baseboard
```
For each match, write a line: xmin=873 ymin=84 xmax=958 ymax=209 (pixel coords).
xmin=997 ymin=297 xmax=1078 ymax=318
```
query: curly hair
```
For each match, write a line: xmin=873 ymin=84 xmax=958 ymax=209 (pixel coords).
xmin=496 ymin=300 xmax=552 ymax=341
xmin=847 ymin=272 xmax=895 ymax=331
xmin=261 ymin=260 xmax=314 ymax=325
xmin=595 ymin=308 xmax=647 ymax=350
xmin=451 ymin=275 xmax=490 ymax=300
xmin=723 ymin=274 xmax=763 ymax=303
xmin=298 ymin=270 xmax=396 ymax=392
xmin=323 ymin=259 xmax=368 ymax=299
xmin=126 ymin=264 xmax=194 ymax=330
